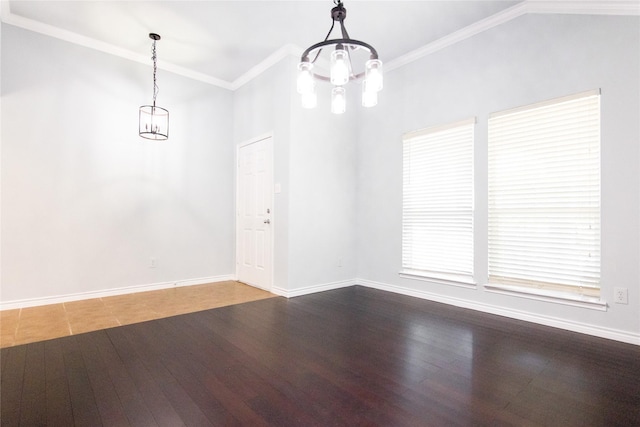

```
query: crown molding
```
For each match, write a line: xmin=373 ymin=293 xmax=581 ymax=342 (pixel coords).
xmin=0 ymin=1 xmax=234 ymax=90
xmin=527 ymin=1 xmax=640 ymax=16
xmin=230 ymin=43 xmax=302 ymax=91
xmin=155 ymin=61 xmax=233 ymax=90
xmin=387 ymin=1 xmax=639 ymax=73
xmin=0 ymin=0 xmax=10 ymax=22
xmin=386 ymin=2 xmax=529 ymax=73
xmin=2 ymin=1 xmax=638 ymax=90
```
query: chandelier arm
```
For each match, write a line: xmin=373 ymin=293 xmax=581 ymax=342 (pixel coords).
xmin=336 ymin=20 xmax=358 ymax=78
xmin=339 ymin=19 xmax=350 ymax=40
xmin=309 ymin=72 xmax=365 ymax=82
xmin=324 ymin=18 xmax=337 ymax=42
xmin=301 ymin=38 xmax=379 ymax=63
xmin=310 ymin=19 xmax=336 ymax=64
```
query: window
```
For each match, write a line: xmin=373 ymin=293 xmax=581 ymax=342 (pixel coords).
xmin=402 ymin=118 xmax=475 ymax=284
xmin=488 ymin=90 xmax=601 ymax=297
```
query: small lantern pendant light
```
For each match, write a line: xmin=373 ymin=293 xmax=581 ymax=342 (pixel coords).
xmin=139 ymin=33 xmax=169 ymax=140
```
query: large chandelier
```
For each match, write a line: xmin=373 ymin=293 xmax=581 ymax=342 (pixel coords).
xmin=139 ymin=33 xmax=169 ymax=140
xmin=297 ymin=0 xmax=383 ymax=114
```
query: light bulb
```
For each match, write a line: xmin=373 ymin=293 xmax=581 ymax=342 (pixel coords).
xmin=365 ymin=59 xmax=383 ymax=92
xmin=330 ymin=48 xmax=350 ymax=86
xmin=362 ymin=81 xmax=378 ymax=107
xmin=301 ymin=91 xmax=317 ymax=109
xmin=331 ymin=87 xmax=346 ymax=114
xmin=297 ymin=62 xmax=315 ymax=95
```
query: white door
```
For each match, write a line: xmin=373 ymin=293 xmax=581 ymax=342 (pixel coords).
xmin=236 ymin=136 xmax=273 ymax=290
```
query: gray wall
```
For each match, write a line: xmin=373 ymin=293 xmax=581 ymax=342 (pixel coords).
xmin=233 ymin=57 xmax=293 ymax=292
xmin=356 ymin=14 xmax=640 ymax=336
xmin=288 ymin=80 xmax=358 ymax=291
xmin=233 ymin=56 xmax=358 ymax=294
xmin=2 ymin=11 xmax=638 ymax=341
xmin=1 ymin=25 xmax=235 ymax=301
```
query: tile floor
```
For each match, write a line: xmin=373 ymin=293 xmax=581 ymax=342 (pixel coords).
xmin=0 ymin=281 xmax=275 ymax=348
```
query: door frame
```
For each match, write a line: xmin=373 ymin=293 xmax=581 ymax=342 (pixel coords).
xmin=235 ymin=133 xmax=275 ymax=291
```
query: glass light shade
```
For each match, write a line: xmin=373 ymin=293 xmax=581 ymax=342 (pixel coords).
xmin=330 ymin=48 xmax=350 ymax=86
xmin=331 ymin=87 xmax=346 ymax=114
xmin=139 ymin=105 xmax=169 ymax=140
xmin=365 ymin=59 xmax=383 ymax=92
xmin=362 ymin=81 xmax=378 ymax=108
xmin=297 ymin=62 xmax=315 ymax=95
xmin=301 ymin=91 xmax=318 ymax=109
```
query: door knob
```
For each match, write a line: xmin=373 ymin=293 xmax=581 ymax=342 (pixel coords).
xmin=264 ymin=219 xmax=271 ymax=224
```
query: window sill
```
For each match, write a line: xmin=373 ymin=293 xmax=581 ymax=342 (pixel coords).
xmin=484 ymin=283 xmax=607 ymax=311
xmin=399 ymin=270 xmax=477 ymax=289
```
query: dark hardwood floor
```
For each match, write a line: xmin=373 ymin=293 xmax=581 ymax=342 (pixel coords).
xmin=2 ymin=286 xmax=639 ymax=426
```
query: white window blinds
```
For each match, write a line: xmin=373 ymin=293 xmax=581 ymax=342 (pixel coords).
xmin=488 ymin=90 xmax=601 ymax=295
xmin=402 ymin=118 xmax=475 ymax=282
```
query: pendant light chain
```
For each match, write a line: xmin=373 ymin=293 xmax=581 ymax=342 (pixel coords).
xmin=151 ymin=38 xmax=159 ymax=107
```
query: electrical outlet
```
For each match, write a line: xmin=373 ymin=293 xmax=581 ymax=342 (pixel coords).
xmin=614 ymin=287 xmax=628 ymax=304
xmin=149 ymin=258 xmax=157 ymax=269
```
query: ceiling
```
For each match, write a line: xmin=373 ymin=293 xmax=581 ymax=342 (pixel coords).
xmin=4 ymin=1 xmax=522 ymax=87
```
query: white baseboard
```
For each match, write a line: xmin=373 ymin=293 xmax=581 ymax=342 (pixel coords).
xmin=272 ymin=279 xmax=355 ymax=298
xmin=0 ymin=274 xmax=237 ymax=310
xmin=5 ymin=274 xmax=637 ymax=346
xmin=356 ymin=278 xmax=640 ymax=346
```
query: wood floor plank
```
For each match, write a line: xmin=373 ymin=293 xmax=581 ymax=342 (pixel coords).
xmin=104 ymin=326 xmax=191 ymax=427
xmin=20 ymin=341 xmax=47 ymax=426
xmin=2 ymin=286 xmax=639 ymax=426
xmin=151 ymin=316 xmax=269 ymax=425
xmin=112 ymin=319 xmax=224 ymax=426
xmin=202 ymin=298 xmax=469 ymax=426
xmin=75 ymin=332 xmax=131 ymax=426
xmin=44 ymin=339 xmax=75 ymax=426
xmin=1 ymin=345 xmax=27 ymax=426
xmin=149 ymin=312 xmax=283 ymax=426
xmin=88 ymin=328 xmax=161 ymax=426
xmin=188 ymin=306 xmax=389 ymax=425
xmin=162 ymin=306 xmax=367 ymax=426
xmin=60 ymin=336 xmax=103 ymax=426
